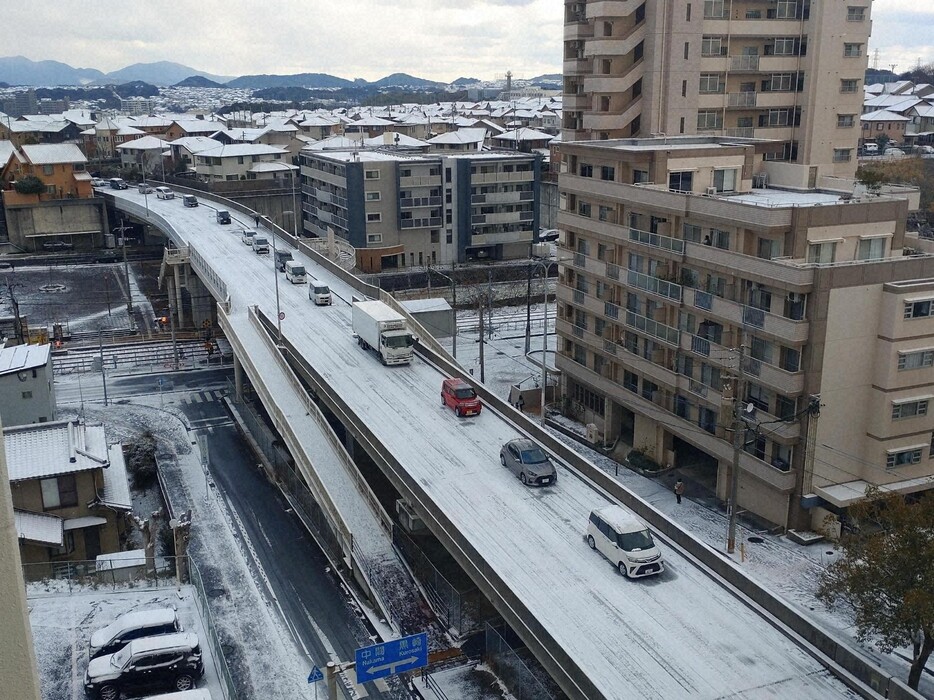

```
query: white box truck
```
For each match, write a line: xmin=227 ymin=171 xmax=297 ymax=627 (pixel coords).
xmin=352 ymin=300 xmax=415 ymax=366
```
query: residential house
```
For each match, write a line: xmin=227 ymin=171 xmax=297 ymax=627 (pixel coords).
xmin=117 ymin=135 xmax=170 ymax=176
xmin=194 ymin=143 xmax=291 ymax=181
xmin=6 ymin=420 xmax=132 ymax=570
xmin=0 ymin=344 xmax=56 ymax=427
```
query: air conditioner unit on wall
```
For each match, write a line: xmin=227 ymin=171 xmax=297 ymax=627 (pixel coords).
xmin=706 ymin=186 xmax=718 ymax=196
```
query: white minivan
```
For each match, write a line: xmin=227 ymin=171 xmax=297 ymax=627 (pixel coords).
xmin=308 ymin=277 xmax=332 ymax=305
xmin=252 ymin=235 xmax=270 ymax=254
xmin=285 ymin=260 xmax=307 ymax=284
xmin=586 ymin=505 xmax=664 ymax=578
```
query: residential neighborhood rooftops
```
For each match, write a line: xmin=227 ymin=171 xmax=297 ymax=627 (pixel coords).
xmin=116 ymin=136 xmax=171 ymax=151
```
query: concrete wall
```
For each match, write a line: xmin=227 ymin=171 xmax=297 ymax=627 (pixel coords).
xmin=5 ymin=198 xmax=106 ymax=251
xmin=0 ymin=361 xmax=55 ymax=427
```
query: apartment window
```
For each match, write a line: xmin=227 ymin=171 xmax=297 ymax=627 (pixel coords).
xmin=642 ymin=380 xmax=659 ymax=401
xmin=807 ymin=242 xmax=836 ymax=264
xmin=577 ymin=201 xmax=592 ymax=218
xmin=775 ymin=394 xmax=797 ymax=420
xmin=840 ymin=79 xmax=858 ymax=93
xmin=600 ymin=96 xmax=611 ymax=112
xmin=683 ymin=223 xmax=702 ymax=243
xmin=579 ymin=163 xmax=593 ymax=177
xmin=668 ymin=171 xmax=694 ymax=192
xmin=365 ymin=191 xmax=380 ymax=201
xmin=773 ymin=38 xmax=798 ymax=56
xmin=712 ymin=168 xmax=736 ymax=192
xmin=364 ymin=170 xmax=379 ymax=180
xmin=775 ymin=0 xmax=798 ymax=18
xmin=905 ymin=300 xmax=934 ymax=319
xmin=682 ymin=80 xmax=687 ymax=97
xmin=603 ymin=21 xmax=613 ymax=37
xmin=684 ymin=42 xmax=690 ymax=60
xmin=41 ymin=475 xmax=78 ymax=510
xmin=367 ymin=233 xmax=383 ymax=244
xmin=366 ymin=213 xmax=382 ymax=223
xmin=892 ymin=399 xmax=928 ymax=420
xmin=703 ymin=0 xmax=726 ymax=19
xmin=767 ymin=73 xmax=794 ymax=92
xmin=701 ymin=36 xmax=723 ymax=57
xmin=623 ymin=371 xmax=638 ymax=393
xmin=847 ymin=6 xmax=866 ymax=21
xmin=633 ymin=169 xmax=649 ymax=185
xmin=887 ymin=448 xmax=923 ymax=468
xmin=837 ymin=114 xmax=855 ymax=128
xmin=844 ymin=43 xmax=863 ymax=57
xmin=857 ymin=237 xmax=885 ymax=260
xmin=899 ymin=350 xmax=934 ymax=371
xmin=600 ymin=165 xmax=615 ymax=181
xmin=686 ymin=3 xmax=691 ymax=21
xmin=833 ymin=148 xmax=852 ymax=162
xmin=699 ymin=74 xmax=722 ymax=94
xmin=697 ymin=110 xmax=722 ymax=130
xmin=598 ymin=206 xmax=613 ymax=222
xmin=43 ymin=164 xmax=54 ymax=175
xmin=710 ymin=229 xmax=730 ymax=249
xmin=757 ymin=238 xmax=780 ymax=260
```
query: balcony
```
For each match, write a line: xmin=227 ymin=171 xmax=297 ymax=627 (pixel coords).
xmin=730 ymin=55 xmax=760 ymax=72
xmin=684 ymin=288 xmax=809 ymax=343
xmin=583 ymin=23 xmax=647 ymax=58
xmin=471 ymin=191 xmax=532 ymax=205
xmin=399 ymin=175 xmax=439 ymax=188
xmin=564 ymin=57 xmax=594 ymax=75
xmin=625 ymin=310 xmax=680 ymax=346
xmin=628 ymin=227 xmax=685 ymax=255
xmin=400 ymin=217 xmax=442 ymax=229
xmin=400 ymin=195 xmax=442 ymax=209
xmin=680 ymin=333 xmax=805 ymax=395
xmin=683 ymin=241 xmax=813 ymax=288
xmin=471 ymin=171 xmax=535 ymax=185
xmin=626 ymin=269 xmax=682 ymax=302
xmin=728 ymin=92 xmax=758 ymax=108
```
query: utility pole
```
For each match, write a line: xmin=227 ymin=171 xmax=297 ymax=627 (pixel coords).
xmin=478 ymin=296 xmax=485 ymax=384
xmin=168 ymin=295 xmax=179 ymax=371
xmin=115 ymin=220 xmax=133 ymax=314
xmin=727 ymin=342 xmax=746 ymax=554
xmin=98 ymin=330 xmax=109 ymax=407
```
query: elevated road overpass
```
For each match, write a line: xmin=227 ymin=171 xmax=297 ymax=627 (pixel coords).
xmin=103 ymin=187 xmax=918 ymax=700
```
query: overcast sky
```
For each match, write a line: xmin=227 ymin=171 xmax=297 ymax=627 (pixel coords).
xmin=0 ymin=0 xmax=931 ymax=83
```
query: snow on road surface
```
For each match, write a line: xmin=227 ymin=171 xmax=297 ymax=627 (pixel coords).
xmin=110 ymin=189 xmax=866 ymax=699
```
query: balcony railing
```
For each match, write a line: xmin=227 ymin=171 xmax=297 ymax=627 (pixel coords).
xmin=693 ymin=290 xmax=713 ymax=311
xmin=628 ymin=227 xmax=685 ymax=254
xmin=728 ymin=92 xmax=757 ymax=107
xmin=731 ymin=55 xmax=760 ymax=71
xmin=605 ymin=302 xmax=620 ymax=319
xmin=743 ymin=306 xmax=766 ymax=328
xmin=691 ymin=335 xmax=711 ymax=356
xmin=606 ymin=263 xmax=620 ymax=280
xmin=625 ymin=310 xmax=680 ymax=345
xmin=627 ymin=269 xmax=682 ymax=301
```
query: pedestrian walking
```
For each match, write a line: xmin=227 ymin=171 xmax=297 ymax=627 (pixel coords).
xmin=253 ymin=213 xmax=261 ymax=227
xmin=674 ymin=478 xmax=685 ymax=504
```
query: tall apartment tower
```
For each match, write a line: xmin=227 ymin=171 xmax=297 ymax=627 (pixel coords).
xmin=563 ymin=0 xmax=872 ymax=183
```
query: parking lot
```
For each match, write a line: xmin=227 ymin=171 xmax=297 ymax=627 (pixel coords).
xmin=28 ymin=585 xmax=224 ymax=700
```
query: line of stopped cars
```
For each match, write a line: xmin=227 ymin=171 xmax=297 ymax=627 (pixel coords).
xmin=440 ymin=377 xmax=664 ymax=578
xmin=83 ymin=607 xmax=213 ymax=699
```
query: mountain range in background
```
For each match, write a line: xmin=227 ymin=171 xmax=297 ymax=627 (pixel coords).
xmin=0 ymin=56 xmax=560 ymax=90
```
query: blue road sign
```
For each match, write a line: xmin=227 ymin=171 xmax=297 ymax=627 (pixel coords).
xmin=354 ymin=632 xmax=428 ymax=682
xmin=158 ymin=378 xmax=164 ymax=387
xmin=307 ymin=666 xmax=324 ymax=683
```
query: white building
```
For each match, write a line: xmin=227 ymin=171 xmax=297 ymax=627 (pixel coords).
xmin=0 ymin=344 xmax=56 ymax=427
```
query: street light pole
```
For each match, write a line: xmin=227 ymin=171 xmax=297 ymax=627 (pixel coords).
xmin=266 ymin=211 xmax=293 ymax=347
xmin=290 ymin=169 xmax=299 ymax=238
xmin=535 ymin=260 xmax=555 ymax=426
xmin=98 ymin=329 xmax=109 ymax=407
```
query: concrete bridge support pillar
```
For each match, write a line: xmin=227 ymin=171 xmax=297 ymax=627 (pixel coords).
xmin=172 ymin=265 xmax=186 ymax=328
xmin=234 ymin=355 xmax=244 ymax=402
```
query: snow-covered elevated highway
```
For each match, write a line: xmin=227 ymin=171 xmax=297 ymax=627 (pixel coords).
xmin=106 ymin=188 xmax=891 ymax=700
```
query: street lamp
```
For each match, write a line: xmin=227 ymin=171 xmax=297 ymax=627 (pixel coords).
xmin=427 ymin=265 xmax=456 ymax=358
xmin=265 ymin=211 xmax=293 ymax=347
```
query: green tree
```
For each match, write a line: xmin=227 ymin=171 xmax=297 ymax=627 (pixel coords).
xmin=13 ymin=175 xmax=45 ymax=194
xmin=817 ymin=488 xmax=934 ymax=690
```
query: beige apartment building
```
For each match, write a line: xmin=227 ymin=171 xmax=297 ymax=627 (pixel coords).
xmin=563 ymin=0 xmax=871 ymax=185
xmin=555 ymin=135 xmax=934 ymax=531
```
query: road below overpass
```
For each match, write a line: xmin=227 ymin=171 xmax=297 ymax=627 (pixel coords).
xmin=107 ymin=187 xmax=880 ymax=700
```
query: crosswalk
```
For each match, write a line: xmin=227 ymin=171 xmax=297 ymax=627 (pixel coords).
xmin=179 ymin=389 xmax=226 ymax=405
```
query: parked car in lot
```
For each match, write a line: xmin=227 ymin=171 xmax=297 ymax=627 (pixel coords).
xmin=88 ymin=607 xmax=181 ymax=660
xmin=84 ymin=632 xmax=203 ymax=700
xmin=182 ymin=195 xmax=198 ymax=207
xmin=587 ymin=505 xmax=664 ymax=578
xmin=215 ymin=209 xmax=231 ymax=224
xmin=884 ymin=147 xmax=905 ymax=157
xmin=499 ymin=438 xmax=556 ymax=486
xmin=155 ymin=186 xmax=174 ymax=199
xmin=918 ymin=145 xmax=934 ymax=155
xmin=441 ymin=377 xmax=482 ymax=416
xmin=861 ymin=143 xmax=879 ymax=155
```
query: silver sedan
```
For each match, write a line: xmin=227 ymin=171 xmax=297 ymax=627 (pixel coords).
xmin=499 ymin=438 xmax=557 ymax=486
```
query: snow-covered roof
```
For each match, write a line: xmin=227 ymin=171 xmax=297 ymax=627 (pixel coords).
xmin=860 ymin=109 xmax=910 ymax=122
xmin=248 ymin=162 xmax=298 ymax=173
xmin=401 ymin=298 xmax=452 ymax=313
xmin=4 ymin=120 xmax=70 ymax=134
xmin=101 ymin=444 xmax=132 ymax=510
xmin=815 ymin=475 xmax=934 ymax=508
xmin=0 ymin=139 xmax=16 ymax=167
xmin=63 ymin=516 xmax=107 ymax=531
xmin=116 ymin=136 xmax=171 ymax=151
xmin=306 ymin=135 xmax=365 ymax=151
xmin=0 ymin=343 xmax=50 ymax=377
xmin=196 ymin=143 xmax=287 ymax=158
xmin=4 ymin=420 xmax=109 ymax=482
xmin=428 ymin=128 xmax=488 ymax=146
xmin=21 ymin=143 xmax=87 ymax=165
xmin=493 ymin=127 xmax=554 ymax=143
xmin=172 ymin=119 xmax=226 ymax=134
xmin=169 ymin=136 xmax=222 ymax=153
xmin=364 ymin=133 xmax=429 ymax=148
xmin=14 ymin=509 xmax=63 ymax=546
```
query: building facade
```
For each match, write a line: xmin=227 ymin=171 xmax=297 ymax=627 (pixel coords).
xmin=555 ymin=136 xmax=934 ymax=531
xmin=0 ymin=344 xmax=56 ymax=427
xmin=299 ymin=149 xmax=541 ymax=271
xmin=563 ymin=0 xmax=871 ymax=185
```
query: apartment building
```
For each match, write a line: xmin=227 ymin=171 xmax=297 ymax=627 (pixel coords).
xmin=299 ymin=149 xmax=541 ymax=271
xmin=556 ymin=135 xmax=934 ymax=531
xmin=563 ymin=0 xmax=871 ymax=185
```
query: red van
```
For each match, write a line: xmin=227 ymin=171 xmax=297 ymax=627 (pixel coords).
xmin=441 ymin=378 xmax=482 ymax=417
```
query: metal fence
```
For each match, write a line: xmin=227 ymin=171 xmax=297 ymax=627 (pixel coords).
xmin=189 ymin=559 xmax=238 ymax=700
xmin=484 ymin=622 xmax=556 ymax=700
xmin=22 ymin=555 xmax=176 ymax=590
